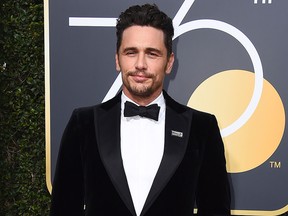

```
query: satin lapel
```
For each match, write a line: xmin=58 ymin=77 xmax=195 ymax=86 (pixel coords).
xmin=94 ymin=95 xmax=136 ymax=216
xmin=141 ymin=98 xmax=192 ymax=216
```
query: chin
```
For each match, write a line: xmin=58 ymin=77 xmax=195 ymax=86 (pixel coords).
xmin=129 ymin=87 xmax=153 ymax=98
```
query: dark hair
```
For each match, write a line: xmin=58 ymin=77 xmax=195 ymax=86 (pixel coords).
xmin=116 ymin=4 xmax=174 ymax=56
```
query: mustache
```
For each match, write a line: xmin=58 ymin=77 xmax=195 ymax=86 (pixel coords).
xmin=127 ymin=71 xmax=154 ymax=78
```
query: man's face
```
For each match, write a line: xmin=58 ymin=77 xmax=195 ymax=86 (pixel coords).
xmin=116 ymin=25 xmax=174 ymax=104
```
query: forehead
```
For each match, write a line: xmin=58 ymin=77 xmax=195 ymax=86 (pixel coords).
xmin=121 ymin=25 xmax=166 ymax=50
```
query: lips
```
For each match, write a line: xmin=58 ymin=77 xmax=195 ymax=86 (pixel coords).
xmin=129 ymin=72 xmax=152 ymax=82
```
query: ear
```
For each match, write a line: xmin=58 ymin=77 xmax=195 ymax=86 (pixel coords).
xmin=165 ymin=52 xmax=174 ymax=75
xmin=115 ymin=53 xmax=121 ymax=72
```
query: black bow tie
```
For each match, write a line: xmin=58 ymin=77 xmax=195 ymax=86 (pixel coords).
xmin=124 ymin=101 xmax=160 ymax=121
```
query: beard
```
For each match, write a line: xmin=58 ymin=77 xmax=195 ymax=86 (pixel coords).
xmin=125 ymin=83 xmax=153 ymax=98
xmin=122 ymin=71 xmax=162 ymax=98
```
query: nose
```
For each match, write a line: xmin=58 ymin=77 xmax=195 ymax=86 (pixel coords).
xmin=135 ymin=53 xmax=147 ymax=71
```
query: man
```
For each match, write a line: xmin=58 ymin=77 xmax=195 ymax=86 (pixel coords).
xmin=50 ymin=4 xmax=231 ymax=216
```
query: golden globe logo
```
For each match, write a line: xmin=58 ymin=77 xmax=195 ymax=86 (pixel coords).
xmin=188 ymin=70 xmax=285 ymax=173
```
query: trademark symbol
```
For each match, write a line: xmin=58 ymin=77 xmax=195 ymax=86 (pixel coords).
xmin=270 ymin=161 xmax=281 ymax=168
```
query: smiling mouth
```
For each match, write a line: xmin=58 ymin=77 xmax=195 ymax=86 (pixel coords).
xmin=128 ymin=72 xmax=152 ymax=82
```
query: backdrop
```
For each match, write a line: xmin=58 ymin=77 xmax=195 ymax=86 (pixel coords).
xmin=45 ymin=0 xmax=287 ymax=215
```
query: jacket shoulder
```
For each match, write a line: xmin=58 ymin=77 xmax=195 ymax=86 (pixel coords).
xmin=164 ymin=90 xmax=215 ymax=120
xmin=71 ymin=92 xmax=121 ymax=121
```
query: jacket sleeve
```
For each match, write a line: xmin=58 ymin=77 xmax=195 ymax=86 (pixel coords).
xmin=50 ymin=109 xmax=85 ymax=216
xmin=196 ymin=115 xmax=231 ymax=216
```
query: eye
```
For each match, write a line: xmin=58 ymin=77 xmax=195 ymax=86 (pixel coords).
xmin=148 ymin=52 xmax=159 ymax=58
xmin=125 ymin=50 xmax=136 ymax=56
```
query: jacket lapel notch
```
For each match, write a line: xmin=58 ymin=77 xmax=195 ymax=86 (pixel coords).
xmin=94 ymin=94 xmax=136 ymax=216
xmin=141 ymin=97 xmax=192 ymax=215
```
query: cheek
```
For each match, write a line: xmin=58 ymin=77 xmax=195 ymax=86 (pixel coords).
xmin=121 ymin=59 xmax=135 ymax=72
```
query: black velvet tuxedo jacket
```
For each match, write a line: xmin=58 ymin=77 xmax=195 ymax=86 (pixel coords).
xmin=50 ymin=91 xmax=231 ymax=216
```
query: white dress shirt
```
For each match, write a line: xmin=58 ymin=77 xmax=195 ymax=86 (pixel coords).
xmin=121 ymin=92 xmax=166 ymax=216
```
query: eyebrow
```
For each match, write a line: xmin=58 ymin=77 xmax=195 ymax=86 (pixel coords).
xmin=122 ymin=47 xmax=164 ymax=55
xmin=122 ymin=47 xmax=137 ymax=53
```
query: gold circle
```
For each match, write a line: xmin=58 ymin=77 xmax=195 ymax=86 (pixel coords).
xmin=187 ymin=70 xmax=285 ymax=173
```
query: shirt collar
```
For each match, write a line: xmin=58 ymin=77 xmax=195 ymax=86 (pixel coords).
xmin=121 ymin=92 xmax=166 ymax=123
xmin=121 ymin=91 xmax=165 ymax=110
